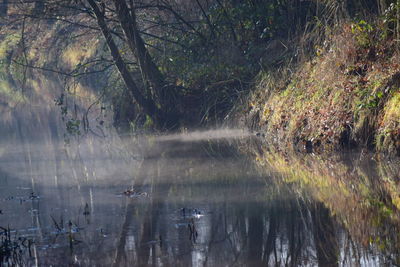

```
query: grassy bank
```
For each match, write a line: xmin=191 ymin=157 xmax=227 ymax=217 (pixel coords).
xmin=245 ymin=18 xmax=400 ymax=155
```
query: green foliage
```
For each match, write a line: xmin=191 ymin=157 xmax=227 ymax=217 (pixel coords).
xmin=351 ymin=20 xmax=374 ymax=48
xmin=66 ymin=119 xmax=81 ymax=135
xmin=143 ymin=115 xmax=154 ymax=130
xmin=357 ymin=89 xmax=385 ymax=110
xmin=152 ymin=0 xmax=309 ymax=90
xmin=54 ymin=93 xmax=82 ymax=137
xmin=382 ymin=1 xmax=400 ymax=38
xmin=209 ymin=1 xmax=284 ymax=42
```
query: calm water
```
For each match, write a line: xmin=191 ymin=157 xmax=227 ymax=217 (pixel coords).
xmin=1 ymin=128 xmax=400 ymax=266
xmin=1 ymin=90 xmax=400 ymax=266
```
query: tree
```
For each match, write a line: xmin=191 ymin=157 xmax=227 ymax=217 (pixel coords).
xmin=87 ymin=0 xmax=181 ymax=129
xmin=6 ymin=0 xmax=188 ymax=130
xmin=8 ymin=0 xmax=343 ymax=132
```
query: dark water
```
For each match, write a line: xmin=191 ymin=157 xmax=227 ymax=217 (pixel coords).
xmin=1 ymin=127 xmax=400 ymax=267
xmin=0 ymin=86 xmax=399 ymax=266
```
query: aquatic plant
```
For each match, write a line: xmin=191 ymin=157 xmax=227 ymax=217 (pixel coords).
xmin=0 ymin=226 xmax=33 ymax=266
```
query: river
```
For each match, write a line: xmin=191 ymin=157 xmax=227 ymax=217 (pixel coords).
xmin=1 ymin=85 xmax=400 ymax=266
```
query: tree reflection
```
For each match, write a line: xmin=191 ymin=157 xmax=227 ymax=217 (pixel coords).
xmin=104 ymin=139 xmax=344 ymax=267
xmin=2 ymin=132 xmax=400 ymax=266
xmin=311 ymin=202 xmax=339 ymax=267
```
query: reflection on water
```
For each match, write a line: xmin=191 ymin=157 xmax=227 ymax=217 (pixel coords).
xmin=1 ymin=103 xmax=400 ymax=266
xmin=251 ymin=142 xmax=400 ymax=267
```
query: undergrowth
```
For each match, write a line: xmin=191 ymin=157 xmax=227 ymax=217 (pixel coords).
xmin=246 ymin=14 xmax=400 ymax=156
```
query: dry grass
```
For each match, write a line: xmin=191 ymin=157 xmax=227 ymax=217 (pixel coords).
xmin=247 ymin=21 xmax=400 ymax=155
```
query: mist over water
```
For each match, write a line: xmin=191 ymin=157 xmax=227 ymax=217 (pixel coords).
xmin=154 ymin=128 xmax=251 ymax=142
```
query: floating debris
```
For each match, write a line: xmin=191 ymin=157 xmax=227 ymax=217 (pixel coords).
xmin=121 ymin=188 xmax=148 ymax=198
xmin=98 ymin=228 xmax=107 ymax=238
xmin=29 ymin=192 xmax=40 ymax=200
xmin=181 ymin=208 xmax=204 ymax=219
xmin=123 ymin=188 xmax=135 ymax=196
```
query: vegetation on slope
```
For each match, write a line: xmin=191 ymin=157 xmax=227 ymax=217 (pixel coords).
xmin=0 ymin=0 xmax=399 ymax=155
xmin=0 ymin=0 xmax=367 ymax=131
xmin=246 ymin=5 xmax=400 ymax=155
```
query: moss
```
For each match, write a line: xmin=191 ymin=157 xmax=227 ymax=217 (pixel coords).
xmin=375 ymin=91 xmax=400 ymax=153
xmin=382 ymin=91 xmax=400 ymax=125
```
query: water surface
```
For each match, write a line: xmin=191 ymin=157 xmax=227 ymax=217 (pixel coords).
xmin=1 ymin=87 xmax=400 ymax=266
xmin=1 ymin=128 xmax=400 ymax=266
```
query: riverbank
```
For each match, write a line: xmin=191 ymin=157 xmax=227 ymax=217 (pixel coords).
xmin=1 ymin=5 xmax=400 ymax=154
xmin=243 ymin=20 xmax=400 ymax=156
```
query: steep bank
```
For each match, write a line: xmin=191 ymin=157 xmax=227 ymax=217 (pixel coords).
xmin=245 ymin=20 xmax=400 ymax=156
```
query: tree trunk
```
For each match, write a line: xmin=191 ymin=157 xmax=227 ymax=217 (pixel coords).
xmin=114 ymin=0 xmax=181 ymax=127
xmin=87 ymin=0 xmax=166 ymax=128
xmin=114 ymin=0 xmax=165 ymax=100
xmin=311 ymin=202 xmax=339 ymax=267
